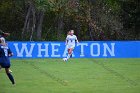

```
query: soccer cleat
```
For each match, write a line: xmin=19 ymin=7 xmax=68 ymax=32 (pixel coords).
xmin=12 ymin=82 xmax=15 ymax=85
xmin=63 ymin=58 xmax=68 ymax=62
xmin=9 ymin=69 xmax=12 ymax=73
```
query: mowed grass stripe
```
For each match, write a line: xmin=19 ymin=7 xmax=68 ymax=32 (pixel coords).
xmin=0 ymin=58 xmax=140 ymax=93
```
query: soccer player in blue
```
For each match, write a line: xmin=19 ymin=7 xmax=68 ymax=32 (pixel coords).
xmin=0 ymin=29 xmax=12 ymax=72
xmin=0 ymin=37 xmax=15 ymax=84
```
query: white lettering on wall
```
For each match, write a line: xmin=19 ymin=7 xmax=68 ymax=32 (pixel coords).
xmin=63 ymin=46 xmax=68 ymax=57
xmin=37 ymin=43 xmax=49 ymax=57
xmin=77 ymin=43 xmax=88 ymax=57
xmin=103 ymin=43 xmax=115 ymax=56
xmin=51 ymin=43 xmax=60 ymax=57
xmin=90 ymin=43 xmax=100 ymax=56
xmin=14 ymin=43 xmax=35 ymax=57
xmin=12 ymin=42 xmax=116 ymax=58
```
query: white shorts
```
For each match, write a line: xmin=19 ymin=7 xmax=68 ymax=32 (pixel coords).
xmin=67 ymin=44 xmax=75 ymax=49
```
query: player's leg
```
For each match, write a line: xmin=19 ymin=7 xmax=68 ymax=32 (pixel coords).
xmin=66 ymin=48 xmax=73 ymax=60
xmin=68 ymin=48 xmax=70 ymax=54
xmin=5 ymin=68 xmax=15 ymax=84
xmin=68 ymin=48 xmax=73 ymax=58
xmin=0 ymin=63 xmax=3 ymax=71
xmin=70 ymin=48 xmax=74 ymax=58
xmin=0 ymin=65 xmax=1 ymax=69
xmin=70 ymin=50 xmax=73 ymax=58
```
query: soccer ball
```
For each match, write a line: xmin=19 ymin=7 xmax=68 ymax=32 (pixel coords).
xmin=63 ymin=58 xmax=67 ymax=62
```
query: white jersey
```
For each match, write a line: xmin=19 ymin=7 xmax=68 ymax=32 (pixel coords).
xmin=66 ymin=35 xmax=77 ymax=46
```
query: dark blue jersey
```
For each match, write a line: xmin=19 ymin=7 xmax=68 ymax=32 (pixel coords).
xmin=0 ymin=44 xmax=12 ymax=68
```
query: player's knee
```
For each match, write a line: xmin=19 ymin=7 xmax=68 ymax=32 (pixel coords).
xmin=5 ymin=68 xmax=10 ymax=74
xmin=69 ymin=50 xmax=72 ymax=54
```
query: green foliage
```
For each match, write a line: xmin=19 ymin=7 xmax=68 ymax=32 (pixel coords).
xmin=105 ymin=0 xmax=121 ymax=12
xmin=34 ymin=0 xmax=51 ymax=11
xmin=0 ymin=0 xmax=139 ymax=41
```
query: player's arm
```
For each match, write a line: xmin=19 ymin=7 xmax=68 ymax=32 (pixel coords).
xmin=65 ymin=36 xmax=69 ymax=45
xmin=8 ymin=48 xmax=13 ymax=57
xmin=75 ymin=36 xmax=79 ymax=43
xmin=0 ymin=29 xmax=10 ymax=37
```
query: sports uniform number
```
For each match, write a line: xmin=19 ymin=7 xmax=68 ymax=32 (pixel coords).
xmin=4 ymin=49 xmax=8 ymax=56
xmin=70 ymin=39 xmax=73 ymax=42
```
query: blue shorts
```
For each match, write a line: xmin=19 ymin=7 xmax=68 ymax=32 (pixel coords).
xmin=0 ymin=58 xmax=11 ymax=68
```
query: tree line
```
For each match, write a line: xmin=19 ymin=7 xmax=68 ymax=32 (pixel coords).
xmin=0 ymin=0 xmax=139 ymax=41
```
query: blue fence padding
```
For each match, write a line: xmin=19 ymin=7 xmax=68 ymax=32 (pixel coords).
xmin=7 ymin=41 xmax=140 ymax=58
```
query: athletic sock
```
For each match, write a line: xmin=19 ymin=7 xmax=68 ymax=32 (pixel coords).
xmin=7 ymin=73 xmax=15 ymax=84
xmin=67 ymin=54 xmax=71 ymax=60
xmin=70 ymin=54 xmax=72 ymax=58
xmin=70 ymin=51 xmax=73 ymax=58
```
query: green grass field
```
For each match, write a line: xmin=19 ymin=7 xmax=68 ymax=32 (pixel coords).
xmin=0 ymin=58 xmax=140 ymax=93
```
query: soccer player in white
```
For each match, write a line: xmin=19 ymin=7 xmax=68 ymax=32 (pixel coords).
xmin=64 ymin=30 xmax=79 ymax=61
